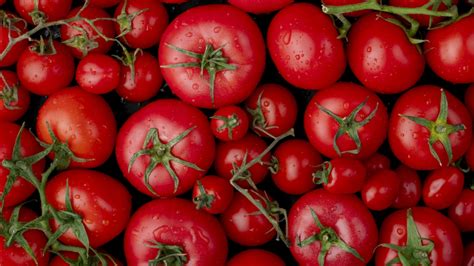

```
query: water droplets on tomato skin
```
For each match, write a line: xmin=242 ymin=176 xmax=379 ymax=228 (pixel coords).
xmin=283 ymin=31 xmax=292 ymax=45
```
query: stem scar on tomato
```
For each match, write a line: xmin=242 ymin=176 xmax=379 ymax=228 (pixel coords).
xmin=210 ymin=113 xmax=240 ymax=140
xmin=128 ymin=126 xmax=204 ymax=196
xmin=145 ymin=240 xmax=188 ymax=266
xmin=192 ymin=180 xmax=215 ymax=210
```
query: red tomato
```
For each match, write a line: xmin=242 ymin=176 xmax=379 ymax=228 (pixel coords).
xmin=210 ymin=105 xmax=249 ymax=141
xmin=422 ymin=166 xmax=464 ymax=209
xmin=228 ymin=0 xmax=293 ymax=14
xmin=289 ymin=189 xmax=378 ymax=265
xmin=45 ymin=169 xmax=131 ymax=248
xmin=115 ymin=0 xmax=168 ymax=49
xmin=245 ymin=83 xmax=297 ymax=137
xmin=76 ymin=53 xmax=121 ymax=94
xmin=466 ymin=140 xmax=474 ymax=170
xmin=124 ymin=198 xmax=228 ymax=266
xmin=347 ymin=13 xmax=424 ymax=94
xmin=89 ymin=0 xmax=120 ymax=8
xmin=376 ymin=207 xmax=463 ymax=266
xmin=321 ymin=0 xmax=368 ymax=16
xmin=36 ymin=87 xmax=117 ymax=168
xmin=17 ymin=40 xmax=74 ymax=96
xmin=0 ymin=13 xmax=29 ymax=67
xmin=389 ymin=85 xmax=472 ymax=170
xmin=392 ymin=165 xmax=421 ymax=209
xmin=267 ymin=3 xmax=345 ymax=90
xmin=159 ymin=4 xmax=265 ymax=109
xmin=49 ymin=252 xmax=122 ymax=266
xmin=0 ymin=70 xmax=30 ymax=122
xmin=363 ymin=152 xmax=390 ymax=176
xmin=13 ymin=0 xmax=72 ymax=24
xmin=315 ymin=157 xmax=367 ymax=194
xmin=448 ymin=189 xmax=474 ymax=232
xmin=116 ymin=99 xmax=215 ymax=198
xmin=0 ymin=122 xmax=45 ymax=208
xmin=227 ymin=249 xmax=285 ymax=266
xmin=463 ymin=242 xmax=474 ymax=266
xmin=304 ymin=82 xmax=388 ymax=159
xmin=271 ymin=139 xmax=322 ymax=195
xmin=361 ymin=169 xmax=401 ymax=211
xmin=424 ymin=14 xmax=474 ymax=84
xmin=465 ymin=83 xmax=474 ymax=118
xmin=389 ymin=0 xmax=457 ymax=27
xmin=191 ymin=175 xmax=234 ymax=214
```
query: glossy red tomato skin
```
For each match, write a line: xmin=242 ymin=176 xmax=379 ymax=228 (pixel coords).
xmin=124 ymin=198 xmax=228 ymax=266
xmin=304 ymin=82 xmax=388 ymax=159
xmin=115 ymin=0 xmax=168 ymax=49
xmin=0 ymin=70 xmax=30 ymax=122
xmin=0 ymin=207 xmax=49 ymax=266
xmin=389 ymin=85 xmax=472 ymax=170
xmin=448 ymin=189 xmax=474 ymax=232
xmin=116 ymin=99 xmax=215 ymax=198
xmin=424 ymin=14 xmax=474 ymax=84
xmin=89 ymin=0 xmax=120 ymax=8
xmin=323 ymin=158 xmax=366 ymax=194
xmin=191 ymin=175 xmax=234 ymax=214
xmin=388 ymin=0 xmax=457 ymax=27
xmin=347 ymin=13 xmax=424 ymax=94
xmin=271 ymin=139 xmax=322 ymax=195
xmin=228 ymin=0 xmax=293 ymax=14
xmin=17 ymin=41 xmax=74 ymax=96
xmin=267 ymin=3 xmax=345 ymax=90
xmin=116 ymin=51 xmax=162 ymax=102
xmin=361 ymin=169 xmax=401 ymax=211
xmin=0 ymin=122 xmax=45 ymax=208
xmin=227 ymin=249 xmax=285 ymax=266
xmin=36 ymin=87 xmax=117 ymax=168
xmin=465 ymin=84 xmax=474 ymax=118
xmin=49 ymin=252 xmax=122 ymax=266
xmin=245 ymin=83 xmax=297 ymax=137
xmin=463 ymin=242 xmax=474 ymax=266
xmin=422 ymin=167 xmax=464 ymax=210
xmin=392 ymin=165 xmax=421 ymax=209
xmin=159 ymin=4 xmax=265 ymax=109
xmin=76 ymin=53 xmax=120 ymax=94
xmin=60 ymin=7 xmax=116 ymax=58
xmin=0 ymin=15 xmax=28 ymax=67
xmin=375 ymin=207 xmax=463 ymax=266
xmin=289 ymin=189 xmax=378 ymax=265
xmin=13 ymin=0 xmax=72 ymax=24
xmin=45 ymin=169 xmax=131 ymax=248
xmin=364 ymin=152 xmax=391 ymax=176
xmin=210 ymin=105 xmax=249 ymax=141
xmin=466 ymin=140 xmax=474 ymax=170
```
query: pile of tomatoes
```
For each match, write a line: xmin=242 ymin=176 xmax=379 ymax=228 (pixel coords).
xmin=0 ymin=0 xmax=473 ymax=265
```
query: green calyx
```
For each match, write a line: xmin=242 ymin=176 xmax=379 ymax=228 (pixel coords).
xmin=31 ymin=36 xmax=57 ymax=55
xmin=161 ymin=43 xmax=237 ymax=107
xmin=0 ymin=72 xmax=21 ymax=111
xmin=115 ymin=2 xmax=148 ymax=39
xmin=312 ymin=162 xmax=332 ymax=185
xmin=210 ymin=113 xmax=240 ymax=140
xmin=400 ymin=89 xmax=465 ymax=167
xmin=62 ymin=29 xmax=99 ymax=58
xmin=128 ymin=127 xmax=204 ymax=196
xmin=192 ymin=180 xmax=215 ymax=210
xmin=146 ymin=240 xmax=188 ymax=266
xmin=297 ymin=208 xmax=364 ymax=266
xmin=246 ymin=91 xmax=278 ymax=138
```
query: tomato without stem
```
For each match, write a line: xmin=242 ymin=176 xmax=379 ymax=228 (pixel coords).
xmin=392 ymin=165 xmax=421 ymax=209
xmin=228 ymin=0 xmax=293 ymax=14
xmin=465 ymin=83 xmax=474 ymax=118
xmin=76 ymin=53 xmax=121 ymax=94
xmin=227 ymin=249 xmax=285 ymax=266
xmin=463 ymin=242 xmax=474 ymax=266
xmin=191 ymin=175 xmax=234 ymax=214
xmin=363 ymin=152 xmax=390 ymax=176
xmin=0 ymin=70 xmax=30 ymax=122
xmin=89 ymin=0 xmax=120 ymax=8
xmin=361 ymin=169 xmax=401 ymax=211
xmin=448 ymin=189 xmax=474 ymax=232
xmin=422 ymin=166 xmax=464 ymax=210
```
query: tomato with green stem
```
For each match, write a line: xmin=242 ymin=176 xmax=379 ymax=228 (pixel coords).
xmin=13 ymin=0 xmax=72 ymax=25
xmin=75 ymin=53 xmax=121 ymax=94
xmin=0 ymin=70 xmax=30 ymax=122
xmin=448 ymin=189 xmax=474 ymax=232
xmin=227 ymin=249 xmax=285 ymax=266
xmin=422 ymin=166 xmax=464 ymax=210
xmin=191 ymin=175 xmax=234 ymax=214
xmin=361 ymin=169 xmax=401 ymax=211
xmin=392 ymin=165 xmax=421 ymax=209
xmin=228 ymin=0 xmax=293 ymax=14
xmin=313 ymin=157 xmax=367 ymax=194
xmin=388 ymin=0 xmax=458 ymax=27
xmin=0 ymin=12 xmax=29 ymax=67
xmin=210 ymin=105 xmax=249 ymax=141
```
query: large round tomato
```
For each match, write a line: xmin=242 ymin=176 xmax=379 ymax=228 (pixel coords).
xmin=228 ymin=0 xmax=293 ymax=14
xmin=13 ymin=0 xmax=72 ymax=24
xmin=0 ymin=70 xmax=30 ymax=122
xmin=116 ymin=99 xmax=215 ymax=198
xmin=159 ymin=4 xmax=265 ymax=109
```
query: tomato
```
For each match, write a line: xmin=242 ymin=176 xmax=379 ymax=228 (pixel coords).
xmin=289 ymin=189 xmax=378 ymax=265
xmin=36 ymin=87 xmax=117 ymax=168
xmin=466 ymin=140 xmax=474 ymax=170
xmin=0 ymin=13 xmax=29 ymax=67
xmin=388 ymin=0 xmax=457 ymax=27
xmin=13 ymin=0 xmax=72 ymax=24
xmin=465 ymin=83 xmax=474 ymax=118
xmin=392 ymin=165 xmax=421 ymax=209
xmin=0 ymin=207 xmax=49 ymax=266
xmin=75 ymin=53 xmax=121 ymax=94
xmin=267 ymin=3 xmax=345 ymax=90
xmin=210 ymin=105 xmax=249 ymax=141
xmin=363 ymin=152 xmax=390 ymax=176
xmin=424 ymin=14 xmax=474 ymax=84
xmin=315 ymin=157 xmax=367 ymax=194
xmin=227 ymin=249 xmax=285 ymax=266
xmin=116 ymin=51 xmax=162 ymax=102
xmin=89 ymin=0 xmax=120 ymax=8
xmin=49 ymin=252 xmax=122 ymax=266
xmin=376 ymin=207 xmax=463 ymax=266
xmin=60 ymin=6 xmax=116 ymax=58
xmin=159 ymin=4 xmax=265 ymax=109
xmin=116 ymin=99 xmax=215 ymax=198
xmin=422 ymin=166 xmax=464 ymax=210
xmin=271 ymin=139 xmax=322 ymax=195
xmin=17 ymin=40 xmax=75 ymax=96
xmin=347 ymin=13 xmax=424 ymax=94
xmin=45 ymin=169 xmax=131 ymax=248
xmin=361 ymin=169 xmax=401 ymax=211
xmin=245 ymin=83 xmax=297 ymax=138
xmin=124 ymin=198 xmax=228 ymax=266
xmin=115 ymin=0 xmax=168 ymax=49
xmin=304 ymin=82 xmax=388 ymax=159
xmin=0 ymin=122 xmax=45 ymax=208
xmin=448 ymin=189 xmax=474 ymax=232
xmin=228 ymin=0 xmax=293 ymax=14
xmin=214 ymin=133 xmax=270 ymax=187
xmin=321 ymin=0 xmax=368 ymax=16
xmin=191 ymin=175 xmax=234 ymax=214
xmin=0 ymin=70 xmax=30 ymax=122
xmin=463 ymin=242 xmax=474 ymax=266
xmin=389 ymin=85 xmax=472 ymax=170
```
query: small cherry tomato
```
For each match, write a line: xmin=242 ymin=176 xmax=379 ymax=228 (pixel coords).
xmin=228 ymin=0 xmax=293 ymax=14
xmin=363 ymin=152 xmax=390 ymax=176
xmin=13 ymin=0 xmax=72 ymax=24
xmin=392 ymin=164 xmax=421 ymax=209
xmin=76 ymin=53 xmax=121 ymax=94
xmin=0 ymin=70 xmax=30 ymax=122
xmin=0 ymin=13 xmax=28 ymax=67
xmin=448 ymin=189 xmax=474 ymax=232
xmin=422 ymin=166 xmax=464 ymax=210
xmin=191 ymin=175 xmax=234 ymax=214
xmin=210 ymin=105 xmax=249 ymax=141
xmin=361 ymin=169 xmax=400 ymax=211
xmin=314 ymin=157 xmax=367 ymax=194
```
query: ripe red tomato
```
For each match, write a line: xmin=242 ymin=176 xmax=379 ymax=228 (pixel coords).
xmin=49 ymin=252 xmax=122 ymax=266
xmin=228 ymin=0 xmax=293 ymax=14
xmin=89 ymin=0 xmax=120 ymax=8
xmin=448 ymin=189 xmax=474 ymax=232
xmin=116 ymin=99 xmax=215 ymax=198
xmin=361 ymin=169 xmax=401 ymax=211
xmin=315 ymin=157 xmax=367 ymax=194
xmin=267 ymin=3 xmax=345 ymax=90
xmin=304 ymin=82 xmax=388 ymax=159
xmin=424 ymin=14 xmax=474 ymax=84
xmin=388 ymin=0 xmax=457 ymax=27
xmin=363 ymin=152 xmax=390 ymax=176
xmin=17 ymin=40 xmax=75 ymax=96
xmin=465 ymin=83 xmax=474 ymax=118
xmin=76 ymin=53 xmax=121 ymax=94
xmin=191 ymin=175 xmax=234 ymax=214
xmin=45 ymin=169 xmax=131 ymax=248
xmin=0 ymin=70 xmax=30 ymax=122
xmin=0 ymin=122 xmax=45 ymax=208
xmin=321 ymin=0 xmax=368 ymax=16
xmin=159 ymin=4 xmax=265 ymax=109
xmin=289 ymin=189 xmax=378 ymax=265
xmin=13 ymin=0 xmax=72 ymax=24
xmin=0 ymin=13 xmax=29 ymax=67
xmin=36 ymin=87 xmax=117 ymax=168
xmin=463 ymin=241 xmax=474 ymax=266
xmin=422 ymin=166 xmax=464 ymax=210
xmin=389 ymin=85 xmax=472 ymax=170
xmin=124 ymin=198 xmax=228 ymax=266
xmin=392 ymin=164 xmax=421 ymax=209
xmin=210 ymin=105 xmax=249 ymax=141
xmin=227 ymin=249 xmax=285 ymax=266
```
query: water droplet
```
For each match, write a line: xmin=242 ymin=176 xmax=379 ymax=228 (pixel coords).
xmin=343 ymin=102 xmax=350 ymax=109
xmin=85 ymin=219 xmax=93 ymax=224
xmin=295 ymin=54 xmax=301 ymax=60
xmin=213 ymin=26 xmax=221 ymax=33
xmin=412 ymin=132 xmax=418 ymax=139
xmin=263 ymin=101 xmax=270 ymax=107
xmin=102 ymin=220 xmax=109 ymax=226
xmin=192 ymin=83 xmax=199 ymax=90
xmin=185 ymin=32 xmax=193 ymax=37
xmin=185 ymin=69 xmax=194 ymax=79
xmin=366 ymin=46 xmax=372 ymax=52
xmin=74 ymin=194 xmax=80 ymax=199
xmin=397 ymin=228 xmax=404 ymax=235
xmin=282 ymin=31 xmax=292 ymax=45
